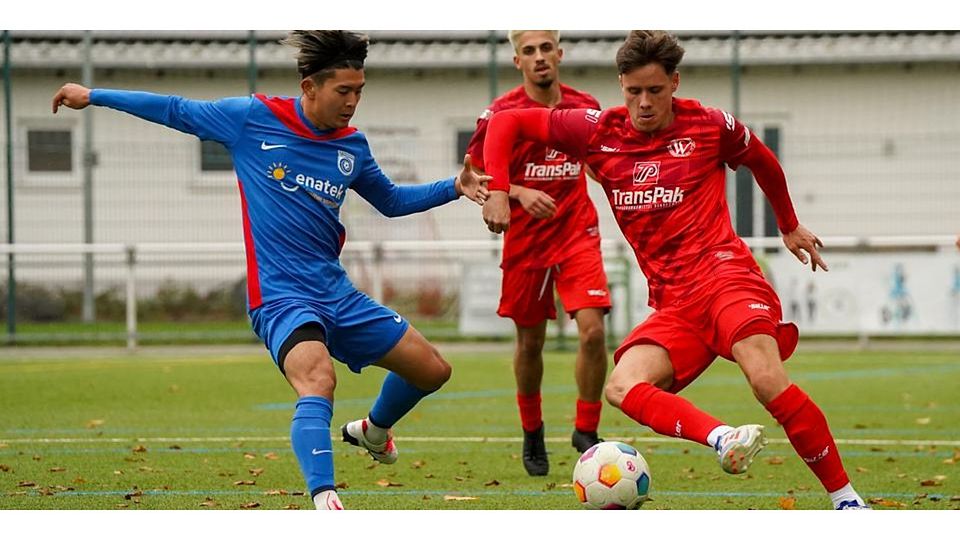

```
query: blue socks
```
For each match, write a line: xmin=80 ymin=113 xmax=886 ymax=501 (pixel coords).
xmin=290 ymin=396 xmax=334 ymax=497
xmin=368 ymin=372 xmax=433 ymax=428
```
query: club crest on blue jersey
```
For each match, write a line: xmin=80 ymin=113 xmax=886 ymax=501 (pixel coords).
xmin=337 ymin=150 xmax=356 ymax=177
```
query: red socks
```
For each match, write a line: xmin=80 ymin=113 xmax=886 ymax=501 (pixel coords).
xmin=765 ymin=384 xmax=850 ymax=492
xmin=517 ymin=392 xmax=543 ymax=432
xmin=575 ymin=399 xmax=603 ymax=433
xmin=620 ymin=382 xmax=723 ymax=445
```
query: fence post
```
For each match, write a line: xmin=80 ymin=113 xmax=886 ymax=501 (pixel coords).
xmin=125 ymin=244 xmax=137 ymax=350
xmin=371 ymin=242 xmax=384 ymax=304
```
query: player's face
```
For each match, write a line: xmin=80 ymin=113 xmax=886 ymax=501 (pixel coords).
xmin=620 ymin=63 xmax=679 ymax=133
xmin=513 ymin=31 xmax=563 ymax=89
xmin=301 ymin=68 xmax=365 ymax=130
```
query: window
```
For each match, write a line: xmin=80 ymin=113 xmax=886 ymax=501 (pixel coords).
xmin=27 ymin=129 xmax=72 ymax=172
xmin=455 ymin=129 xmax=474 ymax=165
xmin=200 ymin=140 xmax=233 ymax=172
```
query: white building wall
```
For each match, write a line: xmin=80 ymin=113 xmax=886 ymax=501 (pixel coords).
xmin=2 ymin=61 xmax=958 ymax=255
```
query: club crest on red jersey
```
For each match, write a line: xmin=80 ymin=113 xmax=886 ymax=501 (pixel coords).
xmin=633 ymin=161 xmax=661 ymax=185
xmin=667 ymin=138 xmax=696 ymax=158
xmin=545 ymin=147 xmax=566 ymax=162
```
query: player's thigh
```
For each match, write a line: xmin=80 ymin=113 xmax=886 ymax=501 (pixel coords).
xmin=555 ymin=247 xmax=612 ymax=322
xmin=374 ymin=325 xmax=451 ymax=391
xmin=498 ymin=265 xmax=556 ymax=326
xmin=613 ymin=309 xmax=715 ymax=395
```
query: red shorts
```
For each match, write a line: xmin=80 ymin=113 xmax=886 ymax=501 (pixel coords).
xmin=613 ymin=268 xmax=799 ymax=393
xmin=498 ymin=247 xmax=612 ymax=327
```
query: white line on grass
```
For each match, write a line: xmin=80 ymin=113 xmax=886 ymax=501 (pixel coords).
xmin=1 ymin=435 xmax=958 ymax=446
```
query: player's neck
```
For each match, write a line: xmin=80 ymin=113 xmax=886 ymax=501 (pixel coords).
xmin=523 ymin=80 xmax=562 ymax=108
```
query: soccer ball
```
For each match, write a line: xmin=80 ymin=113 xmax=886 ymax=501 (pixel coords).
xmin=572 ymin=441 xmax=651 ymax=510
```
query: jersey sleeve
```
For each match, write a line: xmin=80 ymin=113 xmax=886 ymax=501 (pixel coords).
xmin=464 ymin=108 xmax=493 ymax=171
xmin=547 ymin=108 xmax=601 ymax=160
xmin=89 ymin=89 xmax=252 ymax=147
xmin=351 ymin=151 xmax=458 ymax=218
xmin=708 ymin=107 xmax=753 ymax=170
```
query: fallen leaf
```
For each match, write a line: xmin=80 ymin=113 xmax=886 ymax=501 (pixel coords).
xmin=915 ymin=417 xmax=931 ymax=425
xmin=375 ymin=479 xmax=403 ymax=487
xmin=17 ymin=481 xmax=36 ymax=488
xmin=484 ymin=479 xmax=500 ymax=487
xmin=291 ymin=491 xmax=305 ymax=496
xmin=0 ymin=443 xmax=8 ymax=449
xmin=443 ymin=495 xmax=477 ymax=501
xmin=335 ymin=481 xmax=349 ymax=489
xmin=138 ymin=466 xmax=155 ymax=472
xmin=424 ymin=473 xmax=435 ymax=479
xmin=48 ymin=467 xmax=66 ymax=473
xmin=233 ymin=480 xmax=256 ymax=486
xmin=458 ymin=460 xmax=468 ymax=465
xmin=868 ymin=497 xmax=907 ymax=508
xmin=0 ymin=464 xmax=9 ymax=472
xmin=132 ymin=445 xmax=147 ymax=453
xmin=264 ymin=489 xmax=288 ymax=496
xmin=263 ymin=452 xmax=279 ymax=460
xmin=32 ymin=455 xmax=41 ymax=461
xmin=73 ymin=477 xmax=85 ymax=484
xmin=544 ymin=482 xmax=557 ymax=490
xmin=766 ymin=456 xmax=785 ymax=465
xmin=856 ymin=467 xmax=869 ymax=473
xmin=869 ymin=447 xmax=885 ymax=452
xmin=85 ymin=419 xmax=105 ymax=429
xmin=282 ymin=504 xmax=300 ymax=510
xmin=249 ymin=468 xmax=264 ymax=477
xmin=243 ymin=453 xmax=256 ymax=460
xmin=410 ymin=460 xmax=426 ymax=469
xmin=116 ymin=504 xmax=129 ymax=508
xmin=124 ymin=490 xmax=143 ymax=500
xmin=169 ymin=445 xmax=182 ymax=450
xmin=920 ymin=476 xmax=945 ymax=487
xmin=778 ymin=497 xmax=797 ymax=510
xmin=113 ymin=470 xmax=124 ymax=475
xmin=240 ymin=502 xmax=261 ymax=509
xmin=365 ymin=462 xmax=379 ymax=470
xmin=886 ymin=457 xmax=897 ymax=463
xmin=454 ymin=476 xmax=465 ymax=482
xmin=950 ymin=496 xmax=960 ymax=502
xmin=199 ymin=498 xmax=218 ymax=508
xmin=853 ymin=423 xmax=868 ymax=429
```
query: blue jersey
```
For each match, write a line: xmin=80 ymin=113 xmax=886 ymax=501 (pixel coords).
xmin=90 ymin=89 xmax=458 ymax=311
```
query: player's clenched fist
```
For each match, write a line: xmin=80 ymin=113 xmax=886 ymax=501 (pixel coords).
xmin=52 ymin=83 xmax=92 ymax=113
xmin=483 ymin=190 xmax=511 ymax=234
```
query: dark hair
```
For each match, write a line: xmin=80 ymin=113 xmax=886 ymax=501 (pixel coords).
xmin=281 ymin=30 xmax=369 ymax=82
xmin=615 ymin=31 xmax=685 ymax=75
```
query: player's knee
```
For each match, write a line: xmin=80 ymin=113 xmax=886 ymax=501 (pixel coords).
xmin=516 ymin=333 xmax=546 ymax=357
xmin=604 ymin=371 xmax=634 ymax=408
xmin=422 ymin=350 xmax=452 ymax=391
xmin=746 ymin=368 xmax=789 ymax=405
xmin=579 ymin=322 xmax=606 ymax=351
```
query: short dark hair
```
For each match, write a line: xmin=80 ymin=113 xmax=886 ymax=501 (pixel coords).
xmin=281 ymin=30 xmax=369 ymax=83
xmin=615 ymin=31 xmax=685 ymax=75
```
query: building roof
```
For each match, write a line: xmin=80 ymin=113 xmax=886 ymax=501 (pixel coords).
xmin=6 ymin=31 xmax=960 ymax=70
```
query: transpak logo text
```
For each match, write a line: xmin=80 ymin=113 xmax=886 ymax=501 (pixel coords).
xmin=632 ymin=161 xmax=660 ymax=185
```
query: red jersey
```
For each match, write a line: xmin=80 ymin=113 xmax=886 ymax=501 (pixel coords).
xmin=485 ymin=98 xmax=798 ymax=310
xmin=467 ymin=84 xmax=602 ymax=270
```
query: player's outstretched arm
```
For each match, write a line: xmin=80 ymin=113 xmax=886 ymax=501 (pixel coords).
xmin=783 ymin=224 xmax=828 ymax=272
xmin=52 ymin=83 xmax=92 ymax=113
xmin=481 ymin=108 xmax=552 ymax=234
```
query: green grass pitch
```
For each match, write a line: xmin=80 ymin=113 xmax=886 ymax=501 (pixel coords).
xmin=1 ymin=345 xmax=957 ymax=510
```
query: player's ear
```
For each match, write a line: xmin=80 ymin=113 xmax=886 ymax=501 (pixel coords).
xmin=557 ymin=46 xmax=564 ymax=63
xmin=513 ymin=55 xmax=522 ymax=71
xmin=301 ymin=77 xmax=316 ymax=98
xmin=671 ymin=71 xmax=680 ymax=92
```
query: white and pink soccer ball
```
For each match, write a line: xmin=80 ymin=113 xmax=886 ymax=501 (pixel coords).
xmin=572 ymin=441 xmax=651 ymax=510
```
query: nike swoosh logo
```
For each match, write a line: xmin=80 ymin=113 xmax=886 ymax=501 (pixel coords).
xmin=311 ymin=448 xmax=331 ymax=455
xmin=261 ymin=142 xmax=287 ymax=150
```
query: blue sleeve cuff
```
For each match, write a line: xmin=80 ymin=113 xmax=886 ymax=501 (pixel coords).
xmin=445 ymin=176 xmax=459 ymax=201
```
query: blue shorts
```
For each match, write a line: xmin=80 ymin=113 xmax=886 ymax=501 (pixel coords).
xmin=250 ymin=290 xmax=409 ymax=374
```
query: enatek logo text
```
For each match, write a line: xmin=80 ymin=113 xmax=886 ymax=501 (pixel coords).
xmin=265 ymin=162 xmax=347 ymax=208
xmin=611 ymin=186 xmax=684 ymax=211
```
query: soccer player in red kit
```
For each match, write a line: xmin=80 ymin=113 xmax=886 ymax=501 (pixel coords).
xmin=480 ymin=31 xmax=869 ymax=509
xmin=466 ymin=31 xmax=611 ymax=476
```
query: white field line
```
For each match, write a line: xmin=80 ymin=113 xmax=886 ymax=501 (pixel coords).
xmin=1 ymin=435 xmax=958 ymax=447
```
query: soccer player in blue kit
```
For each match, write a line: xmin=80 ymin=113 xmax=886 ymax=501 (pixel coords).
xmin=52 ymin=30 xmax=489 ymax=510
